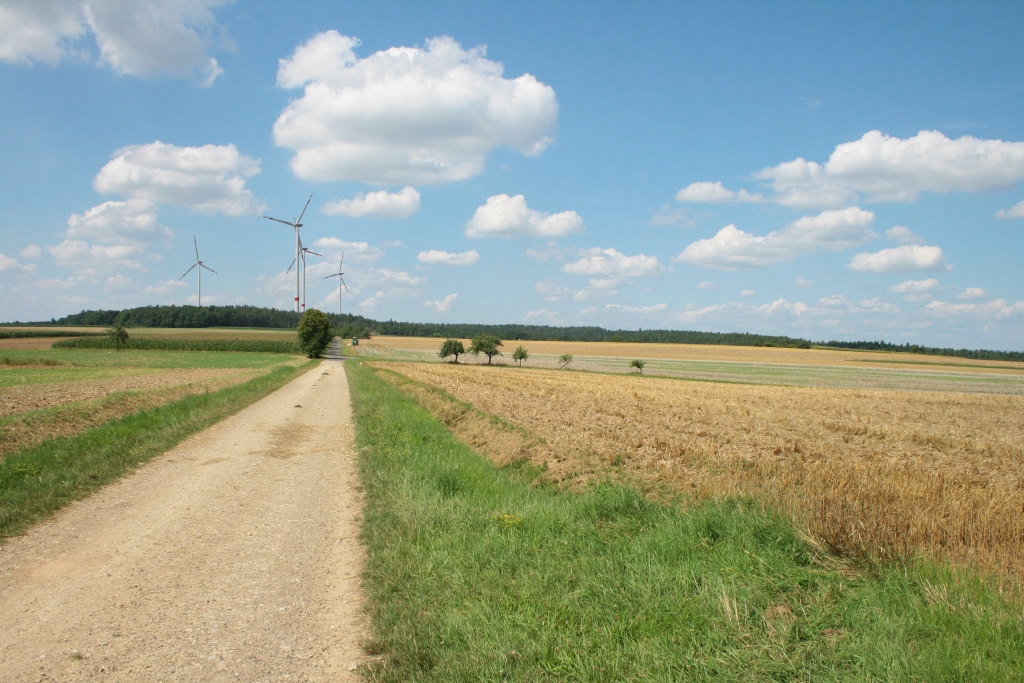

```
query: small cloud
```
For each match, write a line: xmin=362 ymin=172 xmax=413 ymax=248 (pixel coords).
xmin=739 ymin=289 xmax=756 ymax=297
xmin=417 ymin=249 xmax=480 ymax=266
xmin=848 ymin=245 xmax=949 ymax=273
xmin=20 ymin=245 xmax=42 ymax=259
xmin=564 ymin=247 xmax=664 ymax=278
xmin=466 ymin=194 xmax=584 ymax=238
xmin=956 ymin=287 xmax=988 ymax=300
xmin=649 ymin=203 xmax=695 ymax=226
xmin=524 ymin=308 xmax=565 ymax=325
xmin=424 ymin=293 xmax=458 ymax=312
xmin=525 ymin=242 xmax=573 ymax=262
xmin=322 ymin=187 xmax=421 ymax=218
xmin=795 ymin=277 xmax=813 ymax=288
xmin=381 ymin=239 xmax=403 ymax=247
xmin=995 ymin=200 xmax=1024 ymax=219
xmin=885 ymin=225 xmax=924 ymax=244
xmin=676 ymin=181 xmax=763 ymax=204
xmin=698 ymin=281 xmax=718 ymax=290
xmin=888 ymin=278 xmax=940 ymax=301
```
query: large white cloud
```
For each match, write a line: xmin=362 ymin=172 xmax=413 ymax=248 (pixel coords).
xmin=47 ymin=238 xmax=143 ymax=269
xmin=926 ymin=299 xmax=1024 ymax=319
xmin=674 ymin=207 xmax=876 ymax=269
xmin=417 ymin=249 xmax=480 ymax=266
xmin=322 ymin=187 xmax=420 ymax=218
xmin=682 ymin=131 xmax=1024 ymax=209
xmin=65 ymin=199 xmax=172 ymax=244
xmin=848 ymin=244 xmax=948 ymax=273
xmin=93 ymin=141 xmax=263 ymax=216
xmin=465 ymin=194 xmax=583 ymax=238
xmin=0 ymin=0 xmax=229 ymax=84
xmin=309 ymin=237 xmax=384 ymax=264
xmin=273 ymin=32 xmax=558 ymax=185
xmin=563 ymin=247 xmax=664 ymax=278
xmin=424 ymin=293 xmax=458 ymax=312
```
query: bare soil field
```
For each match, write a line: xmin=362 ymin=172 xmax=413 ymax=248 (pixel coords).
xmin=376 ymin=362 xmax=1024 ymax=581
xmin=0 ymin=362 xmax=367 ymax=681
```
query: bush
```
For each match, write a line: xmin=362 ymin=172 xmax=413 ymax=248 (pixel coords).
xmin=559 ymin=353 xmax=573 ymax=369
xmin=107 ymin=324 xmax=129 ymax=351
xmin=297 ymin=309 xmax=333 ymax=358
xmin=630 ymin=359 xmax=645 ymax=373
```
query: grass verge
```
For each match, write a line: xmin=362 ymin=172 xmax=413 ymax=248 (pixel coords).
xmin=0 ymin=360 xmax=315 ymax=540
xmin=347 ymin=360 xmax=1024 ymax=682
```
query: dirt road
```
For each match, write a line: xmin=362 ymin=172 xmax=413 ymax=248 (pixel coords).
xmin=0 ymin=360 xmax=366 ymax=681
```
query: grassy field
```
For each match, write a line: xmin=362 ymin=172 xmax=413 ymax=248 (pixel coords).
xmin=374 ymin=361 xmax=1024 ymax=584
xmin=0 ymin=339 xmax=311 ymax=538
xmin=349 ymin=360 xmax=1024 ymax=681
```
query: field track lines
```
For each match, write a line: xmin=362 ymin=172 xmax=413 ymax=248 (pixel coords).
xmin=0 ymin=361 xmax=367 ymax=681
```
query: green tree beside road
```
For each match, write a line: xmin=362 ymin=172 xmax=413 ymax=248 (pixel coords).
xmin=297 ymin=309 xmax=333 ymax=358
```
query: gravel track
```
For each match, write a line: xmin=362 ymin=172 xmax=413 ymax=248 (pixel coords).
xmin=0 ymin=360 xmax=366 ymax=681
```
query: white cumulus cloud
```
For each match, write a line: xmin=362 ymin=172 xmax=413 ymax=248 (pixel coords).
xmin=417 ymin=249 xmax=480 ymax=266
xmin=273 ymin=31 xmax=558 ymax=185
xmin=321 ymin=187 xmax=420 ymax=218
xmin=956 ymin=287 xmax=988 ymax=300
xmin=995 ymin=201 xmax=1024 ymax=219
xmin=94 ymin=141 xmax=263 ymax=215
xmin=674 ymin=207 xmax=876 ymax=269
xmin=675 ymin=181 xmax=763 ymax=203
xmin=465 ymin=194 xmax=583 ymax=238
xmin=755 ymin=130 xmax=1024 ymax=208
xmin=0 ymin=252 xmax=21 ymax=271
xmin=47 ymin=239 xmax=143 ymax=269
xmin=0 ymin=0 xmax=230 ymax=84
xmin=888 ymin=278 xmax=940 ymax=294
xmin=424 ymin=293 xmax=458 ymax=312
xmin=885 ymin=225 xmax=924 ymax=244
xmin=563 ymin=248 xmax=664 ymax=278
xmin=309 ymin=238 xmax=384 ymax=264
xmin=20 ymin=245 xmax=42 ymax=259
xmin=66 ymin=199 xmax=172 ymax=244
xmin=848 ymin=245 xmax=949 ymax=273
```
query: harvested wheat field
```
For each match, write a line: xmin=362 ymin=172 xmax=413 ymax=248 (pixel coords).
xmin=376 ymin=361 xmax=1024 ymax=581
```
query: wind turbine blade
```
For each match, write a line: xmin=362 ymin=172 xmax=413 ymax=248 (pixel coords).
xmin=193 ymin=235 xmax=199 ymax=261
xmin=200 ymin=264 xmax=217 ymax=273
xmin=340 ymin=251 xmax=344 ymax=268
xmin=295 ymin=194 xmax=312 ymax=227
xmin=263 ymin=216 xmax=296 ymax=227
xmin=307 ymin=250 xmax=323 ymax=257
xmin=340 ymin=277 xmax=349 ymax=291
xmin=286 ymin=258 xmax=296 ymax=274
xmin=179 ymin=263 xmax=197 ymax=279
xmin=323 ymin=273 xmax=339 ymax=279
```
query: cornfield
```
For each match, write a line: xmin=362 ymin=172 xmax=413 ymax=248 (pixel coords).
xmin=52 ymin=337 xmax=301 ymax=354
xmin=378 ymin=362 xmax=1024 ymax=580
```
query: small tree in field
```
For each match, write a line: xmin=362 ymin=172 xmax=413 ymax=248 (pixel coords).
xmin=108 ymin=324 xmax=129 ymax=351
xmin=558 ymin=353 xmax=573 ymax=369
xmin=630 ymin=359 xmax=645 ymax=373
xmin=298 ymin=309 xmax=333 ymax=358
xmin=438 ymin=338 xmax=465 ymax=363
xmin=470 ymin=335 xmax=503 ymax=365
xmin=512 ymin=345 xmax=529 ymax=366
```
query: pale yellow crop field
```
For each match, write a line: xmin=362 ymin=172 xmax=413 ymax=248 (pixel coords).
xmin=378 ymin=361 xmax=1024 ymax=580
xmin=360 ymin=335 xmax=1024 ymax=373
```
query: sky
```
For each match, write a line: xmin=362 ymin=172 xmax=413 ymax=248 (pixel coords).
xmin=1 ymin=1 xmax=1023 ymax=349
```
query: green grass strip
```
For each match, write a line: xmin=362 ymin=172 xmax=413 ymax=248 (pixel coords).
xmin=52 ymin=337 xmax=301 ymax=353
xmin=347 ymin=360 xmax=1024 ymax=682
xmin=0 ymin=361 xmax=315 ymax=540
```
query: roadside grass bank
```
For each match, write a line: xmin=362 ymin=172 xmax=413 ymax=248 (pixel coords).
xmin=0 ymin=360 xmax=316 ymax=540
xmin=347 ymin=360 xmax=1024 ymax=682
xmin=0 ymin=348 xmax=295 ymax=371
xmin=53 ymin=336 xmax=300 ymax=354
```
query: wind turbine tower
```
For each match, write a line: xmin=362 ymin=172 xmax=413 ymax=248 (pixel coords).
xmin=179 ymin=235 xmax=216 ymax=306
xmin=287 ymin=238 xmax=322 ymax=312
xmin=263 ymin=195 xmax=312 ymax=313
xmin=324 ymin=252 xmax=349 ymax=316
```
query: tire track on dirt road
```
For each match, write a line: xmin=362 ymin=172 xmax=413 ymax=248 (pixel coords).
xmin=0 ymin=360 xmax=367 ymax=681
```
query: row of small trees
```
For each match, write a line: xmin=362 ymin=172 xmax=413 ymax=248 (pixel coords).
xmin=438 ymin=337 xmax=647 ymax=372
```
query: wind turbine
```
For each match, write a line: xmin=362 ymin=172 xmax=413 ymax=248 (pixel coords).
xmin=323 ymin=252 xmax=349 ymax=316
xmin=263 ymin=195 xmax=311 ymax=313
xmin=179 ymin=235 xmax=216 ymax=307
xmin=286 ymin=237 xmax=322 ymax=312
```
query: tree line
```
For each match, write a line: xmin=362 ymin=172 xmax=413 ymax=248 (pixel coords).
xmin=7 ymin=304 xmax=1021 ymax=361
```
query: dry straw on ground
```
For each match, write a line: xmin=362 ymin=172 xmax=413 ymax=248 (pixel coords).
xmin=378 ymin=362 xmax=1024 ymax=580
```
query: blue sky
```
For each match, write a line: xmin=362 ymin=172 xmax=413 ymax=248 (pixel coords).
xmin=1 ymin=1 xmax=1023 ymax=349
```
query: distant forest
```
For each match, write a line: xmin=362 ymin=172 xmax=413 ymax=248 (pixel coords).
xmin=6 ymin=304 xmax=1022 ymax=362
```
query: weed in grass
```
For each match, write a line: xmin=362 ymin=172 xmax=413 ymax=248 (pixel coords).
xmin=347 ymin=360 xmax=1024 ymax=682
